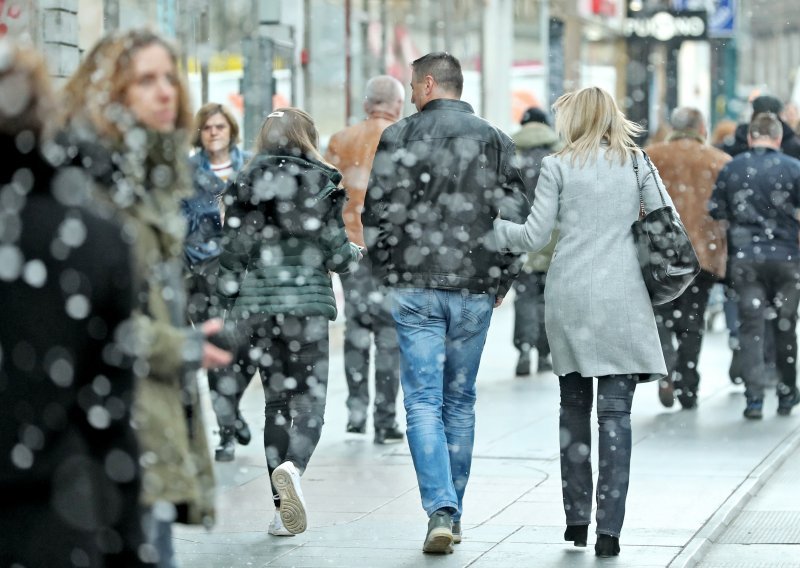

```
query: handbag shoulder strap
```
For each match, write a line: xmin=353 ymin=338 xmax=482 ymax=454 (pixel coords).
xmin=632 ymin=149 xmax=667 ymax=219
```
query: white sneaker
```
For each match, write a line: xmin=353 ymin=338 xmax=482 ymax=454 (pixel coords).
xmin=268 ymin=509 xmax=295 ymax=536
xmin=271 ymin=461 xmax=307 ymax=534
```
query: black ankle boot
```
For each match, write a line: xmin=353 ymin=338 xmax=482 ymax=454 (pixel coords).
xmin=594 ymin=534 xmax=620 ymax=557
xmin=564 ymin=525 xmax=588 ymax=547
xmin=234 ymin=412 xmax=251 ymax=445
xmin=215 ymin=427 xmax=236 ymax=462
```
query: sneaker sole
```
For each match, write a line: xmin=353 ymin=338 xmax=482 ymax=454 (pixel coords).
xmin=272 ymin=468 xmax=307 ymax=534
xmin=423 ymin=528 xmax=454 ymax=553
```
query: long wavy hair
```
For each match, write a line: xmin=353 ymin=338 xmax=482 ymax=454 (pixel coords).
xmin=61 ymin=29 xmax=193 ymax=143
xmin=553 ymin=86 xmax=643 ymax=166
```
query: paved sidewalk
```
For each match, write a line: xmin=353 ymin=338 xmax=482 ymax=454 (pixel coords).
xmin=175 ymin=300 xmax=800 ymax=567
xmin=696 ymin=439 xmax=800 ymax=567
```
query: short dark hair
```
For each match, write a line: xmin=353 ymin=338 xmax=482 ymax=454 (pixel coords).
xmin=749 ymin=113 xmax=782 ymax=140
xmin=411 ymin=52 xmax=463 ymax=97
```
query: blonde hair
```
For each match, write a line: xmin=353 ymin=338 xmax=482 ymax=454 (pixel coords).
xmin=191 ymin=102 xmax=241 ymax=149
xmin=62 ymin=29 xmax=193 ymax=143
xmin=253 ymin=107 xmax=325 ymax=162
xmin=553 ymin=86 xmax=643 ymax=166
xmin=0 ymin=39 xmax=55 ymax=140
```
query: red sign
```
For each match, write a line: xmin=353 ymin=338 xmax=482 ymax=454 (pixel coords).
xmin=0 ymin=1 xmax=25 ymax=38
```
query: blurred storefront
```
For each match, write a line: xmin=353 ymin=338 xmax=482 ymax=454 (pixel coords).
xmin=17 ymin=0 xmax=800 ymax=145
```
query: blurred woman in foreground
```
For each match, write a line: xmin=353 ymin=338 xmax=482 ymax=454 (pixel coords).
xmin=58 ymin=30 xmax=232 ymax=567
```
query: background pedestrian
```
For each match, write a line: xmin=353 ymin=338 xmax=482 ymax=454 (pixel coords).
xmin=185 ymin=102 xmax=254 ymax=462
xmin=325 ymin=75 xmax=406 ymax=444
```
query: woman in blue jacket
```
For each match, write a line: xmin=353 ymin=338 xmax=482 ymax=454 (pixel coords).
xmin=184 ymin=103 xmax=253 ymax=461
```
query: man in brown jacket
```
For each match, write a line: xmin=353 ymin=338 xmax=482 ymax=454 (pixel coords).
xmin=325 ymin=75 xmax=406 ymax=443
xmin=646 ymin=107 xmax=731 ymax=409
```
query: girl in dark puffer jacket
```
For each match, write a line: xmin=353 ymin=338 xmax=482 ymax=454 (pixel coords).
xmin=217 ymin=108 xmax=360 ymax=536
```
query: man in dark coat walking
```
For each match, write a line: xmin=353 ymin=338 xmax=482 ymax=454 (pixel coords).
xmin=710 ymin=113 xmax=800 ymax=419
xmin=362 ymin=52 xmax=528 ymax=554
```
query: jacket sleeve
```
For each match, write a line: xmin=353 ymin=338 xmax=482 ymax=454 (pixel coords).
xmin=708 ymin=164 xmax=731 ymax=221
xmin=362 ymin=131 xmax=395 ymax=282
xmin=494 ymin=155 xmax=558 ymax=254
xmin=493 ymin=141 xmax=530 ymax=296
xmin=214 ymin=173 xmax=257 ymax=313
xmin=321 ymin=185 xmax=360 ymax=274
xmin=132 ymin=313 xmax=203 ymax=383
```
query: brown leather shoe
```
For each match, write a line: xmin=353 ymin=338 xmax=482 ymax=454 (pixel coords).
xmin=658 ymin=376 xmax=675 ymax=408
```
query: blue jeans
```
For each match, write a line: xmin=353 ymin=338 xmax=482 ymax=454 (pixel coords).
xmin=559 ymin=373 xmax=636 ymax=538
xmin=391 ymin=288 xmax=494 ymax=521
xmin=143 ymin=503 xmax=177 ymax=568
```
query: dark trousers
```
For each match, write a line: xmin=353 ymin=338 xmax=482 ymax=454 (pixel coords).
xmin=241 ymin=314 xmax=329 ymax=503
xmin=654 ymin=269 xmax=716 ymax=402
xmin=513 ymin=271 xmax=549 ymax=357
xmin=559 ymin=373 xmax=636 ymax=537
xmin=729 ymin=260 xmax=800 ymax=400
xmin=186 ymin=266 xmax=252 ymax=430
xmin=341 ymin=260 xmax=400 ymax=429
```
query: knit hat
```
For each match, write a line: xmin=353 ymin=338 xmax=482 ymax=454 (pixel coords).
xmin=752 ymin=95 xmax=783 ymax=116
xmin=520 ymin=107 xmax=549 ymax=126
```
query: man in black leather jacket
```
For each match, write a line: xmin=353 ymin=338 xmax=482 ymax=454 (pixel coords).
xmin=362 ymin=52 xmax=528 ymax=554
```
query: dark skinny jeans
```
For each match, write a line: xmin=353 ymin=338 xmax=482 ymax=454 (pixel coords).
xmin=559 ymin=373 xmax=636 ymax=538
xmin=240 ymin=314 xmax=329 ymax=504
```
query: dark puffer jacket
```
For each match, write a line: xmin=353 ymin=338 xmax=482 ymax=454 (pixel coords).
xmin=217 ymin=153 xmax=358 ymax=320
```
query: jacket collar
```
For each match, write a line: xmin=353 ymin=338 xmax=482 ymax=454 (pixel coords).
xmin=666 ymin=130 xmax=705 ymax=144
xmin=368 ymin=110 xmax=399 ymax=123
xmin=194 ymin=145 xmax=247 ymax=172
xmin=420 ymin=98 xmax=474 ymax=114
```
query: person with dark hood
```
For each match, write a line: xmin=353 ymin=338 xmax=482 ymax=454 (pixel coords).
xmin=57 ymin=30 xmax=233 ymax=567
xmin=216 ymin=107 xmax=361 ymax=537
xmin=362 ymin=52 xmax=528 ymax=554
xmin=721 ymin=94 xmax=800 ymax=159
xmin=185 ymin=103 xmax=254 ymax=462
xmin=0 ymin=40 xmax=149 ymax=567
xmin=511 ymin=107 xmax=562 ymax=376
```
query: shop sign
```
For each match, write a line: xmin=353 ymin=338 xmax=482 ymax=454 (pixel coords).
xmin=623 ymin=11 xmax=706 ymax=41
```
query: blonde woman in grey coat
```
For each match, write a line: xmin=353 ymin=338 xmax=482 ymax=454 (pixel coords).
xmin=494 ymin=87 xmax=669 ymax=558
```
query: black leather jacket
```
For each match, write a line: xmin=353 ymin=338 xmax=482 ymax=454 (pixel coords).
xmin=362 ymin=98 xmax=529 ymax=297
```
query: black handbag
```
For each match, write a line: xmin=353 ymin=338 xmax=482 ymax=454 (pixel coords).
xmin=631 ymin=151 xmax=700 ymax=305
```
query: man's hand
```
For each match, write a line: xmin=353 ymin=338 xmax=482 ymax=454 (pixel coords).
xmin=200 ymin=318 xmax=234 ymax=369
xmin=494 ymin=295 xmax=504 ymax=308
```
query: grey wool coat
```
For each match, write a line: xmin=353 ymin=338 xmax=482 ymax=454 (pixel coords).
xmin=495 ymin=148 xmax=669 ymax=382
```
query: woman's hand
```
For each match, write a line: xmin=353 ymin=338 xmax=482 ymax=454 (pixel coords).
xmin=200 ymin=318 xmax=234 ymax=369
